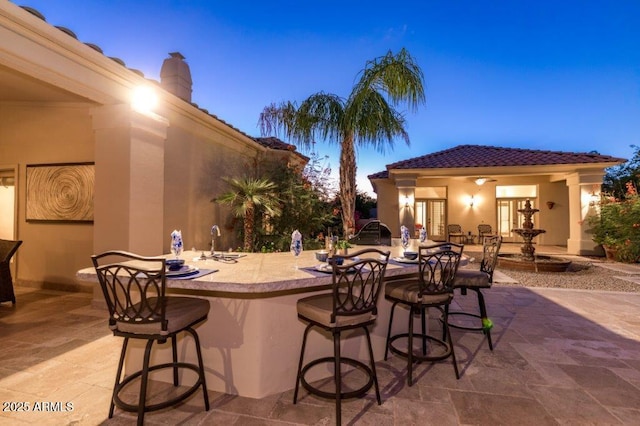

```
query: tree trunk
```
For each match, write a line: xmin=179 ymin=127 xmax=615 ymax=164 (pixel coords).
xmin=339 ymin=133 xmax=356 ymax=238
xmin=244 ymin=206 xmax=254 ymax=252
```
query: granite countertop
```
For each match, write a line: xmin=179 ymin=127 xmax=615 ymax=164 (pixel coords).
xmin=76 ymin=246 xmax=422 ymax=294
xmin=77 ymin=244 xmax=468 ymax=294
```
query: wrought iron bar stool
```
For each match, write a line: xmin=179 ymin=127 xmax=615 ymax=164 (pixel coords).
xmin=447 ymin=235 xmax=502 ymax=350
xmin=92 ymin=251 xmax=210 ymax=425
xmin=294 ymin=248 xmax=390 ymax=425
xmin=384 ymin=242 xmax=463 ymax=385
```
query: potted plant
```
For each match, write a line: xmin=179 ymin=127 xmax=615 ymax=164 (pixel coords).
xmin=335 ymin=240 xmax=352 ymax=256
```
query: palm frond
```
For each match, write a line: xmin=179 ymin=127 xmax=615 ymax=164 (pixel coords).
xmin=258 ymin=101 xmax=299 ymax=140
xmin=296 ymin=93 xmax=346 ymax=143
xmin=351 ymin=47 xmax=425 ymax=112
xmin=215 ymin=177 xmax=282 ymax=218
xmin=346 ymin=89 xmax=409 ymax=153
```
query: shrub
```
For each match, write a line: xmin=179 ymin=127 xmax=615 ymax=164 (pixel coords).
xmin=587 ymin=182 xmax=640 ymax=262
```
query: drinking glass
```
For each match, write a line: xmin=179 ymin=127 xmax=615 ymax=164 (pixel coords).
xmin=171 ymin=244 xmax=183 ymax=259
xmin=291 ymin=240 xmax=302 ymax=269
xmin=170 ymin=230 xmax=183 ymax=259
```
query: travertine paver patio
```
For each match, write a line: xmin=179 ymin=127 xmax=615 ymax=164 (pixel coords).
xmin=1 ymin=278 xmax=640 ymax=425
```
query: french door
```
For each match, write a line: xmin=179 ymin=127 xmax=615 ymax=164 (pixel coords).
xmin=416 ymin=199 xmax=446 ymax=241
xmin=497 ymin=198 xmax=533 ymax=242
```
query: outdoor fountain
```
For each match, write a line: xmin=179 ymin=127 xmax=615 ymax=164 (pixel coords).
xmin=498 ymin=199 xmax=572 ymax=272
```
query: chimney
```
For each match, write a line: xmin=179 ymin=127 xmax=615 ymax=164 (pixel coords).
xmin=160 ymin=52 xmax=193 ymax=102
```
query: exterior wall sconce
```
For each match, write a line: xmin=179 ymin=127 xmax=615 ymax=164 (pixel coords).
xmin=546 ymin=201 xmax=555 ymax=209
xmin=131 ymin=85 xmax=158 ymax=113
xmin=400 ymin=195 xmax=413 ymax=209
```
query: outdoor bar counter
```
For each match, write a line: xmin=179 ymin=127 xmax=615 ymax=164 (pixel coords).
xmin=77 ymin=245 xmax=440 ymax=399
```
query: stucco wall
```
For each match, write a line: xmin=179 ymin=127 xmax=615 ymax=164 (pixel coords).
xmin=0 ymin=101 xmax=267 ymax=288
xmin=0 ymin=103 xmax=95 ymax=286
xmin=162 ymin=114 xmax=261 ymax=253
xmin=373 ymin=175 xmax=570 ymax=246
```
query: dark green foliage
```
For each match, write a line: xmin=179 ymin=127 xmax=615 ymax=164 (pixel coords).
xmin=254 ymin=158 xmax=335 ymax=252
xmin=602 ymin=145 xmax=640 ymax=200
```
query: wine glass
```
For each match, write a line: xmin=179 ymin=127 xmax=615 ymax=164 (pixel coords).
xmin=401 ymin=225 xmax=410 ymax=256
xmin=170 ymin=230 xmax=183 ymax=259
xmin=291 ymin=239 xmax=302 ymax=269
xmin=419 ymin=227 xmax=427 ymax=244
xmin=171 ymin=243 xmax=183 ymax=259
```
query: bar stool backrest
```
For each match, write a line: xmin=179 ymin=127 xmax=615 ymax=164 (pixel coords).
xmin=330 ymin=248 xmax=390 ymax=324
xmin=417 ymin=243 xmax=463 ymax=297
xmin=91 ymin=251 xmax=168 ymax=335
xmin=479 ymin=235 xmax=502 ymax=282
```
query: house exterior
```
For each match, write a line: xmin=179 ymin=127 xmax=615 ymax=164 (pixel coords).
xmin=369 ymin=144 xmax=625 ymax=255
xmin=0 ymin=3 xmax=306 ymax=290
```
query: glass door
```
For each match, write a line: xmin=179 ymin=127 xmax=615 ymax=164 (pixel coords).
xmin=497 ymin=199 xmax=532 ymax=242
xmin=416 ymin=199 xmax=446 ymax=241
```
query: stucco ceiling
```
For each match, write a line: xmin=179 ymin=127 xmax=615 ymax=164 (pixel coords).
xmin=0 ymin=64 xmax=87 ymax=102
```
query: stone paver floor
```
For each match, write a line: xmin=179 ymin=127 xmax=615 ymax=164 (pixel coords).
xmin=1 ymin=282 xmax=640 ymax=425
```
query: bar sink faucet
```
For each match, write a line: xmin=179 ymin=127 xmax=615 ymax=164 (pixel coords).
xmin=211 ymin=225 xmax=221 ymax=256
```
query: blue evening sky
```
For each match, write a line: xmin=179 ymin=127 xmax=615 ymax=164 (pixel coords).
xmin=16 ymin=1 xmax=640 ymax=195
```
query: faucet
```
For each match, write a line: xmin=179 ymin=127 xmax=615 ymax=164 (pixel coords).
xmin=211 ymin=225 xmax=221 ymax=256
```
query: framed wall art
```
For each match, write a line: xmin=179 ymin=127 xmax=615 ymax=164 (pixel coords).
xmin=26 ymin=163 xmax=95 ymax=222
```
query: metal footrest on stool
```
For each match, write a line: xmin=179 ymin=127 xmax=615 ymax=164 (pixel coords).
xmin=114 ymin=362 xmax=206 ymax=414
xmin=446 ymin=310 xmax=494 ymax=350
xmin=299 ymin=356 xmax=376 ymax=401
xmin=388 ymin=332 xmax=453 ymax=363
xmin=447 ymin=311 xmax=486 ymax=332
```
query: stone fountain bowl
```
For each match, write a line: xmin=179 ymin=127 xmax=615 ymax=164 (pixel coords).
xmin=498 ymin=254 xmax=572 ymax=273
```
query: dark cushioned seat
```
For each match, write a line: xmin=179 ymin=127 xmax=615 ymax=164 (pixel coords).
xmin=453 ymin=269 xmax=490 ymax=289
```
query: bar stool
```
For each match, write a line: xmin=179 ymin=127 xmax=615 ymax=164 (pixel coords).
xmin=294 ymin=248 xmax=390 ymax=425
xmin=448 ymin=235 xmax=502 ymax=350
xmin=384 ymin=243 xmax=463 ymax=385
xmin=92 ymin=251 xmax=210 ymax=426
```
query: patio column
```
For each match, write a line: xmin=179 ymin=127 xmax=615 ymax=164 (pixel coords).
xmin=91 ymin=104 xmax=169 ymax=255
xmin=566 ymin=172 xmax=604 ymax=255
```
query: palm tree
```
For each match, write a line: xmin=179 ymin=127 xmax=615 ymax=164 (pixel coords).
xmin=259 ymin=48 xmax=425 ymax=237
xmin=214 ymin=177 xmax=282 ymax=251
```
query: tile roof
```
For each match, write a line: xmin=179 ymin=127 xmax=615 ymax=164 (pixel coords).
xmin=253 ymin=137 xmax=295 ymax=151
xmin=368 ymin=144 xmax=626 ymax=179
xmin=253 ymin=137 xmax=309 ymax=161
xmin=18 ymin=4 xmax=287 ymax=155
